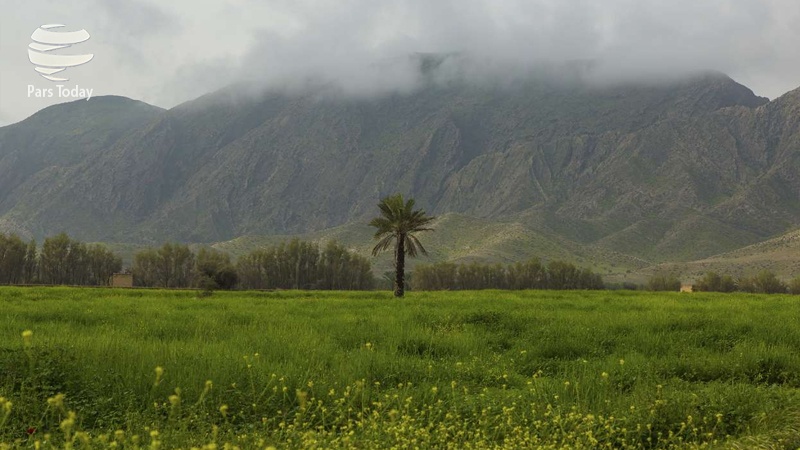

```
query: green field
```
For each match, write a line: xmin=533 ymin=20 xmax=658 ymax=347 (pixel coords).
xmin=2 ymin=288 xmax=800 ymax=449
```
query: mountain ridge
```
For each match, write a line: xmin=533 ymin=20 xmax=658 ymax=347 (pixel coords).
xmin=0 ymin=71 xmax=798 ymax=272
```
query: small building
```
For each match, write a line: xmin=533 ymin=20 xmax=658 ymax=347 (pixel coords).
xmin=680 ymin=284 xmax=693 ymax=293
xmin=110 ymin=273 xmax=133 ymax=288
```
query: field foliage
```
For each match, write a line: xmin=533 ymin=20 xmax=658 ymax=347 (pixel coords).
xmin=2 ymin=288 xmax=800 ymax=448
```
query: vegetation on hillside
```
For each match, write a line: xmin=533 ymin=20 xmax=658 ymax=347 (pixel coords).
xmin=3 ymin=75 xmax=798 ymax=269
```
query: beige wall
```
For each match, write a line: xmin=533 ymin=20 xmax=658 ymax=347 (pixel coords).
xmin=111 ymin=274 xmax=133 ymax=288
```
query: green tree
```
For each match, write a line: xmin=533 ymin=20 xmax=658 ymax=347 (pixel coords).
xmin=157 ymin=243 xmax=195 ymax=288
xmin=695 ymin=272 xmax=736 ymax=293
xmin=507 ymin=259 xmax=546 ymax=290
xmin=577 ymin=267 xmax=605 ymax=290
xmin=196 ymin=248 xmax=238 ymax=290
xmin=235 ymin=239 xmax=374 ymax=290
xmin=86 ymin=244 xmax=123 ymax=286
xmin=22 ymin=239 xmax=38 ymax=284
xmin=236 ymin=249 xmax=272 ymax=290
xmin=30 ymin=234 xmax=121 ymax=286
xmin=132 ymin=248 xmax=160 ymax=287
xmin=39 ymin=233 xmax=72 ymax=285
xmin=0 ymin=234 xmax=27 ymax=284
xmin=790 ymin=276 xmax=800 ymax=295
xmin=740 ymin=270 xmax=786 ymax=294
xmin=65 ymin=241 xmax=89 ymax=285
xmin=132 ymin=243 xmax=195 ymax=288
xmin=285 ymin=239 xmax=319 ymax=289
xmin=414 ymin=262 xmax=457 ymax=290
xmin=319 ymin=241 xmax=374 ymax=290
xmin=547 ymin=261 xmax=580 ymax=290
xmin=369 ymin=194 xmax=435 ymax=297
xmin=646 ymin=273 xmax=682 ymax=292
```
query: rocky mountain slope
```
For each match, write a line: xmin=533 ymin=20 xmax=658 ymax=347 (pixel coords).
xmin=1 ymin=71 xmax=798 ymax=268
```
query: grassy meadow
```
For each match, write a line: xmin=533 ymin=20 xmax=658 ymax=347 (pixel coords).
xmin=2 ymin=287 xmax=800 ymax=448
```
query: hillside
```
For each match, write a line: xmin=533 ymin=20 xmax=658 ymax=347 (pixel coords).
xmin=623 ymin=227 xmax=800 ymax=284
xmin=210 ymin=213 xmax=651 ymax=276
xmin=0 ymin=97 xmax=165 ymax=238
xmin=1 ymin=68 xmax=799 ymax=269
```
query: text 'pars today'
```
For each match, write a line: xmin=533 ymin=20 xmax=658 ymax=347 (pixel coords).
xmin=27 ymin=85 xmax=93 ymax=101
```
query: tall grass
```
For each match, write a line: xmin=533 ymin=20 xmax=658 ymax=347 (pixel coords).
xmin=1 ymin=287 xmax=800 ymax=448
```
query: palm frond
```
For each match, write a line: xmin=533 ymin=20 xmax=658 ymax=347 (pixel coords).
xmin=407 ymin=234 xmax=428 ymax=256
xmin=405 ymin=197 xmax=415 ymax=213
xmin=368 ymin=217 xmax=395 ymax=238
xmin=405 ymin=235 xmax=418 ymax=258
xmin=368 ymin=193 xmax=434 ymax=260
xmin=371 ymin=234 xmax=395 ymax=256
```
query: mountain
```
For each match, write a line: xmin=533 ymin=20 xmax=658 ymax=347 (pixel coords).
xmin=1 ymin=70 xmax=798 ymax=270
xmin=0 ymin=96 xmax=164 ymax=238
xmin=625 ymin=226 xmax=800 ymax=284
xmin=209 ymin=213 xmax=651 ymax=276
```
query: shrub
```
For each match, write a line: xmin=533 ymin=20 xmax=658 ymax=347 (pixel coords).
xmin=413 ymin=259 xmax=603 ymax=291
xmin=622 ymin=281 xmax=639 ymax=290
xmin=196 ymin=248 xmax=238 ymax=290
xmin=695 ymin=272 xmax=736 ymax=293
xmin=646 ymin=273 xmax=681 ymax=292
xmin=790 ymin=276 xmax=800 ymax=295
xmin=196 ymin=275 xmax=217 ymax=298
xmin=739 ymin=270 xmax=786 ymax=294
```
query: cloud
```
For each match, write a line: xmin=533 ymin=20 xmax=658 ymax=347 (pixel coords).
xmin=90 ymin=0 xmax=182 ymax=71
xmin=160 ymin=0 xmax=800 ymax=102
xmin=2 ymin=0 xmax=799 ymax=124
xmin=93 ymin=0 xmax=178 ymax=37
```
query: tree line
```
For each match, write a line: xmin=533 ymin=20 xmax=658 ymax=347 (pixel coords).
xmin=0 ymin=232 xmax=121 ymax=286
xmin=6 ymin=225 xmax=799 ymax=295
xmin=413 ymin=259 xmax=605 ymax=291
xmin=0 ymin=233 xmax=374 ymax=290
xmin=697 ymin=270 xmax=800 ymax=294
xmin=647 ymin=270 xmax=800 ymax=294
xmin=133 ymin=239 xmax=374 ymax=290
xmin=236 ymin=240 xmax=374 ymax=290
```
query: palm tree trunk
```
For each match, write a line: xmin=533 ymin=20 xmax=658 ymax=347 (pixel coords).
xmin=394 ymin=233 xmax=405 ymax=297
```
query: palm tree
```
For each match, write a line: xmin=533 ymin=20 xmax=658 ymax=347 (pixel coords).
xmin=369 ymin=194 xmax=435 ymax=297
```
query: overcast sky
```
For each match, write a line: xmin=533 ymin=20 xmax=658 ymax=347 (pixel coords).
xmin=1 ymin=0 xmax=798 ymax=126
